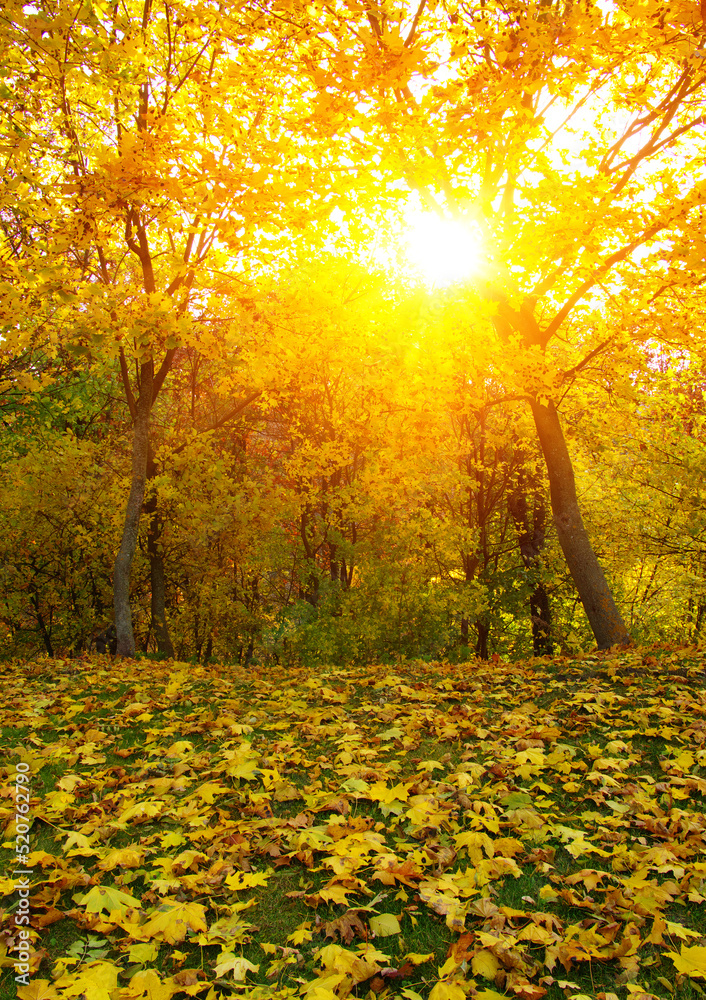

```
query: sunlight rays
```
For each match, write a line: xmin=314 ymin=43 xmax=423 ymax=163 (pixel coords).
xmin=404 ymin=213 xmax=485 ymax=287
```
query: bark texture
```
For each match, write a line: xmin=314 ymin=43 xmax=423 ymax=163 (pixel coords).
xmin=488 ymin=288 xmax=631 ymax=651
xmin=145 ymin=450 xmax=175 ymax=658
xmin=113 ymin=363 xmax=153 ymax=657
xmin=508 ymin=468 xmax=553 ymax=655
xmin=530 ymin=399 xmax=631 ymax=649
xmin=148 ymin=523 xmax=175 ymax=658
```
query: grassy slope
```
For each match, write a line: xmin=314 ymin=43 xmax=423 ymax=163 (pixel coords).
xmin=1 ymin=646 xmax=705 ymax=1000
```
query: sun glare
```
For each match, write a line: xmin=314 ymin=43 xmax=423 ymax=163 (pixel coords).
xmin=404 ymin=213 xmax=485 ymax=287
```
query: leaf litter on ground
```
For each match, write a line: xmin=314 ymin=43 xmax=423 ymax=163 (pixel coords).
xmin=1 ymin=646 xmax=706 ymax=1000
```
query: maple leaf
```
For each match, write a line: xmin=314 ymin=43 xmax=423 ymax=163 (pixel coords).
xmin=139 ymin=900 xmax=208 ymax=944
xmin=667 ymin=944 xmax=706 ymax=978
xmin=127 ymin=942 xmax=160 ymax=963
xmin=417 ymin=884 xmax=466 ymax=931
xmin=367 ymin=780 xmax=413 ymax=804
xmin=96 ymin=845 xmax=146 ymax=870
xmin=16 ymin=983 xmax=60 ymax=1000
xmin=429 ymin=983 xmax=467 ymax=1000
xmin=118 ymin=800 xmax=166 ymax=824
xmin=76 ymin=885 xmax=142 ymax=914
xmin=53 ymin=961 xmax=120 ymax=1000
xmin=455 ymin=830 xmax=494 ymax=864
xmin=225 ymin=869 xmax=273 ymax=892
xmin=320 ymin=910 xmax=367 ymax=944
xmin=214 ymin=952 xmax=260 ymax=981
xmin=564 ymin=868 xmax=607 ymax=891
xmin=405 ymin=794 xmax=451 ymax=829
xmin=372 ymin=858 xmax=424 ymax=886
xmin=472 ymin=948 xmax=502 ymax=980
xmin=193 ymin=781 xmax=229 ymax=803
xmin=195 ymin=912 xmax=254 ymax=947
xmin=119 ymin=969 xmax=174 ymax=999
xmin=369 ymin=912 xmax=401 ymax=937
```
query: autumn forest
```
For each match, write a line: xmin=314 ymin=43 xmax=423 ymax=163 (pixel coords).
xmin=3 ymin=0 xmax=706 ymax=998
xmin=0 ymin=0 xmax=704 ymax=664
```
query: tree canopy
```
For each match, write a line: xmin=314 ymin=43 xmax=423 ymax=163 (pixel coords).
xmin=0 ymin=0 xmax=705 ymax=660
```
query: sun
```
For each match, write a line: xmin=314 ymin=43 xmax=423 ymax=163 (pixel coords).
xmin=404 ymin=212 xmax=485 ymax=287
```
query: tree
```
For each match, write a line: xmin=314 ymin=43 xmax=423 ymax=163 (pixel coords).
xmin=306 ymin=0 xmax=706 ymax=646
xmin=0 ymin=0 xmax=356 ymax=655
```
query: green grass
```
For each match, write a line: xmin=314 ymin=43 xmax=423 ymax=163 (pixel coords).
xmin=1 ymin=648 xmax=706 ymax=998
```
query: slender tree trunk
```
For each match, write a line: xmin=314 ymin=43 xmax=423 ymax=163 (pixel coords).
xmin=31 ymin=591 xmax=54 ymax=657
xmin=460 ymin=616 xmax=469 ymax=646
xmin=530 ymin=399 xmax=631 ymax=649
xmin=508 ymin=465 xmax=553 ymax=655
xmin=145 ymin=450 xmax=175 ymax=658
xmin=476 ymin=619 xmax=489 ymax=659
xmin=460 ymin=551 xmax=477 ymax=648
xmin=113 ymin=363 xmax=153 ymax=657
xmin=488 ymin=290 xmax=630 ymax=650
xmin=530 ymin=583 xmax=552 ymax=656
xmin=148 ymin=529 xmax=175 ymax=658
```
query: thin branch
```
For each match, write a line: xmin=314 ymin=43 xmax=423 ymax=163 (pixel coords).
xmin=151 ymin=349 xmax=176 ymax=403
xmin=560 ymin=337 xmax=615 ymax=383
xmin=541 ymin=216 xmax=669 ymax=343
xmin=404 ymin=0 xmax=426 ymax=47
xmin=119 ymin=348 xmax=137 ymax=420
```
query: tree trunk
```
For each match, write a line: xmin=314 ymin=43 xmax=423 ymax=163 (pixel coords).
xmin=530 ymin=582 xmax=552 ymax=656
xmin=145 ymin=450 xmax=175 ymax=658
xmin=476 ymin=619 xmax=489 ymax=659
xmin=508 ymin=465 xmax=553 ymax=655
xmin=31 ymin=590 xmax=54 ymax=657
xmin=149 ymin=530 xmax=175 ymax=657
xmin=460 ymin=616 xmax=469 ymax=646
xmin=530 ymin=399 xmax=631 ymax=649
xmin=113 ymin=363 xmax=153 ymax=657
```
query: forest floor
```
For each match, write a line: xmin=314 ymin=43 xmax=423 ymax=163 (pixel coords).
xmin=1 ymin=645 xmax=706 ymax=1000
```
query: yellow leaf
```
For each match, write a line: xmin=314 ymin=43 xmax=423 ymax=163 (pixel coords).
xmin=494 ymin=837 xmax=524 ymax=858
xmin=194 ymin=781 xmax=228 ymax=803
xmin=53 ymin=961 xmax=119 ymax=1000
xmin=437 ymin=957 xmax=457 ymax=977
xmin=165 ymin=741 xmax=194 ymax=758
xmin=471 ymin=948 xmax=501 ymax=980
xmin=140 ymin=900 xmax=207 ymax=944
xmin=665 ymin=920 xmax=702 ymax=941
xmin=0 ymin=877 xmax=17 ymax=896
xmin=369 ymin=913 xmax=401 ymax=936
xmin=97 ymin=846 xmax=146 ymax=870
xmin=667 ymin=945 xmax=706 ymax=978
xmin=429 ymin=982 xmax=466 ymax=1000
xmin=213 ymin=953 xmax=260 ymax=981
xmin=368 ymin=781 xmax=413 ymax=804
xmin=317 ymin=883 xmax=356 ymax=905
xmin=128 ymin=942 xmax=160 ymax=963
xmin=120 ymin=969 xmax=174 ymax=1000
xmin=301 ymin=975 xmax=346 ymax=998
xmin=287 ymin=921 xmax=314 ymax=945
xmin=118 ymin=800 xmax=165 ymax=824
xmin=17 ymin=982 xmax=60 ymax=1000
xmin=225 ymin=869 xmax=272 ymax=892
xmin=78 ymin=885 xmax=142 ymax=914
xmin=518 ymin=924 xmax=555 ymax=945
xmin=455 ymin=831 xmax=494 ymax=864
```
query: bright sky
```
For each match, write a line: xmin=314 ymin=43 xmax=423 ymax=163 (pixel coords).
xmin=403 ymin=211 xmax=486 ymax=287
